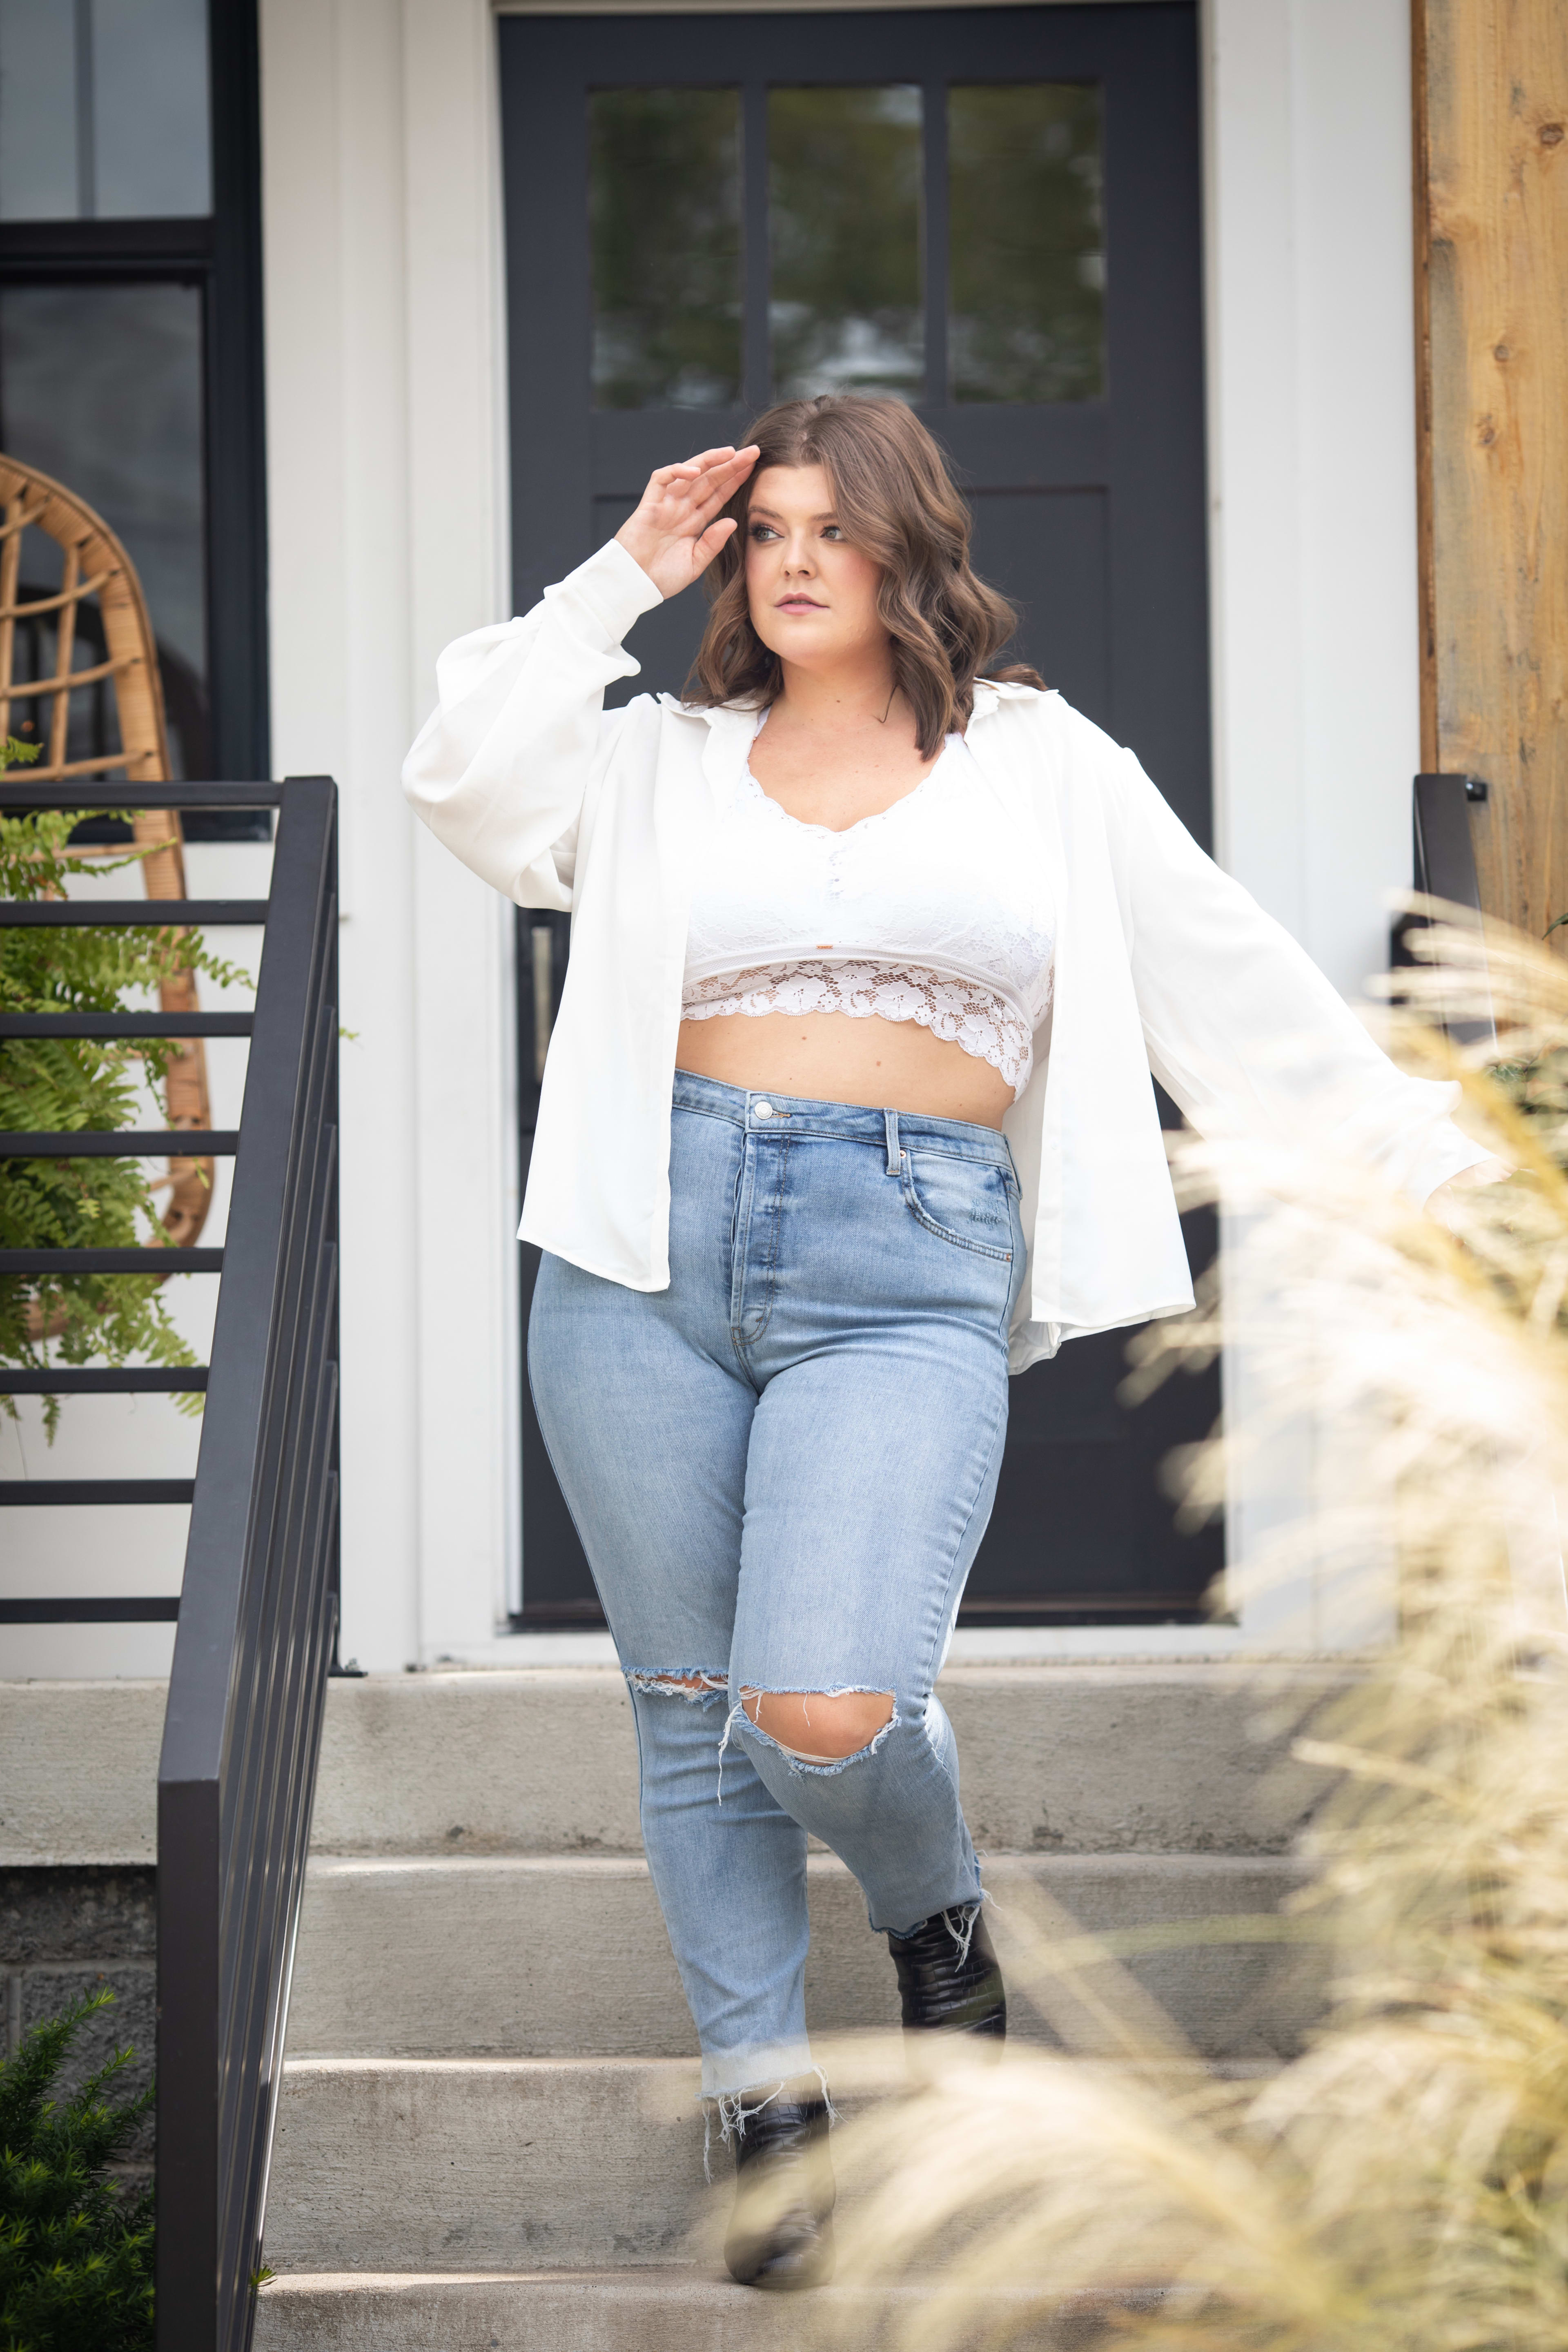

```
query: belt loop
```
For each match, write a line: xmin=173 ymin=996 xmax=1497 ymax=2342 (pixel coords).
xmin=884 ymin=1107 xmax=901 ymax=1176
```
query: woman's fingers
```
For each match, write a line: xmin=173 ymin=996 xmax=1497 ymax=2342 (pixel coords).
xmin=693 ymin=515 xmax=739 ymax=565
xmin=647 ymin=445 xmax=739 ymax=493
xmin=618 ymin=443 xmax=757 ymax=590
xmin=646 ymin=444 xmax=758 ymax=513
xmin=681 ymin=446 xmax=760 ymax=525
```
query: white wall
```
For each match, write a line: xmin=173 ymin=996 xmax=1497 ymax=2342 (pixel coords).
xmin=1204 ymin=0 xmax=1417 ymax=1649
xmin=1206 ymin=0 xmax=1420 ymax=987
xmin=258 ymin=0 xmax=515 ymax=1672
xmin=6 ymin=0 xmax=1421 ymax=1674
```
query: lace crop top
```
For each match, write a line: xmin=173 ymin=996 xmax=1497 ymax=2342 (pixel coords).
xmin=681 ymin=720 xmax=1055 ymax=1098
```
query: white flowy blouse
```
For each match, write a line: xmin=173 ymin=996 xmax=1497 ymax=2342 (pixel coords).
xmin=402 ymin=537 xmax=1486 ymax=1375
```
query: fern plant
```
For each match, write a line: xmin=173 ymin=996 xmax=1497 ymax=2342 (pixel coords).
xmin=0 ymin=739 xmax=248 ymax=1434
xmin=0 ymin=1989 xmax=153 ymax=2352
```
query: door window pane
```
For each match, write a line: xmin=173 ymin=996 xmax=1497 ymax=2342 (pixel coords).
xmin=0 ymin=283 xmax=209 ymax=776
xmin=590 ymin=88 xmax=742 ymax=410
xmin=949 ymin=84 xmax=1104 ymax=404
xmin=92 ymin=0 xmax=211 ymax=218
xmin=0 ymin=0 xmax=210 ymax=221
xmin=769 ymin=85 xmax=922 ymax=403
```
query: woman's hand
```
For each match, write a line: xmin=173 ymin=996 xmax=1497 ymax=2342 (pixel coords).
xmin=615 ymin=445 xmax=759 ymax=601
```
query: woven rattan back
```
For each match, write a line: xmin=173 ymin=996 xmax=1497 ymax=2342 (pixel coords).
xmin=1 ymin=452 xmax=214 ymax=1245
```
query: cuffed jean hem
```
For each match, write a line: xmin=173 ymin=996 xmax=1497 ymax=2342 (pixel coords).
xmin=699 ymin=2036 xmax=819 ymax=2101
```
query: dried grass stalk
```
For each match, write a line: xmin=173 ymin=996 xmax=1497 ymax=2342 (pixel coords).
xmin=819 ymin=908 xmax=1568 ymax=2352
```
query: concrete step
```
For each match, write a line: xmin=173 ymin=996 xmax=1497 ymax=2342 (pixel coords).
xmin=286 ymin=1852 xmax=1321 ymax=2065
xmin=261 ymin=2029 xmax=1278 ymax=2280
xmin=308 ymin=1665 xmax=1342 ymax=1858
xmin=254 ymin=2266 xmax=1160 ymax=2350
xmin=264 ymin=2058 xmax=711 ymax=2275
xmin=0 ymin=1663 xmax=1345 ymax=1865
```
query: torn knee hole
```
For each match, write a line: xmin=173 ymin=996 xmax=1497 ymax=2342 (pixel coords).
xmin=629 ymin=1669 xmax=728 ymax=1702
xmin=742 ymin=1688 xmax=895 ymax=1762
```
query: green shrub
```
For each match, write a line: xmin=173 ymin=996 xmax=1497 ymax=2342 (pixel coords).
xmin=0 ymin=738 xmax=248 ymax=1435
xmin=0 ymin=1989 xmax=153 ymax=2352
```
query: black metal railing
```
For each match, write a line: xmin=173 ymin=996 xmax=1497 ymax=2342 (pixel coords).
xmin=0 ymin=776 xmax=340 ymax=2351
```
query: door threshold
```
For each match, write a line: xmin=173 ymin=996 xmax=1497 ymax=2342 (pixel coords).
xmin=426 ymin=1623 xmax=1359 ymax=1670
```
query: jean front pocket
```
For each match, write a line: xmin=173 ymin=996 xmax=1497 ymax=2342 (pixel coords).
xmin=899 ymin=1148 xmax=1015 ymax=1262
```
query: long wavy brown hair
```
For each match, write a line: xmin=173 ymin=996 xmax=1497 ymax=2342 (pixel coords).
xmin=684 ymin=396 xmax=1045 ymax=757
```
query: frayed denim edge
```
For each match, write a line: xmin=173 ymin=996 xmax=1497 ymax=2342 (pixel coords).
xmin=890 ymin=1894 xmax=989 ymax=1955
xmin=701 ymin=2067 xmax=837 ymax=2184
xmin=716 ymin=1687 xmax=898 ymax=1804
xmin=625 ymin=1667 xmax=729 ymax=1703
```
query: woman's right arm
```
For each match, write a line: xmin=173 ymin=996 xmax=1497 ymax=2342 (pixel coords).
xmin=401 ymin=444 xmax=757 ymax=908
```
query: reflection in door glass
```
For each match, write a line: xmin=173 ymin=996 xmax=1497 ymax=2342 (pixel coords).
xmin=949 ymin=85 xmax=1105 ymax=403
xmin=590 ymin=89 xmax=742 ymax=409
xmin=770 ymin=87 xmax=922 ymax=403
xmin=0 ymin=0 xmax=211 ymax=220
xmin=0 ymin=282 xmax=209 ymax=776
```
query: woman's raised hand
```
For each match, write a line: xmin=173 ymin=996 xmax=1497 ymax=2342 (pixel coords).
xmin=615 ymin=445 xmax=759 ymax=601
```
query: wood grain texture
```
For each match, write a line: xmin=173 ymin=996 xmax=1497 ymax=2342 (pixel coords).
xmin=1414 ymin=0 xmax=1568 ymax=934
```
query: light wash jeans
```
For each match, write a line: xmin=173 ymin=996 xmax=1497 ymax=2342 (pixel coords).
xmin=528 ymin=1072 xmax=1026 ymax=2099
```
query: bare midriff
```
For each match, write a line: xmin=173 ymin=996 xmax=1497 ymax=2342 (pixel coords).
xmin=675 ymin=1009 xmax=1013 ymax=1129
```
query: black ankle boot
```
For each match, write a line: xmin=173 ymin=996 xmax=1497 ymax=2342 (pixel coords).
xmin=723 ymin=2094 xmax=835 ymax=2290
xmin=888 ymin=1904 xmax=1007 ymax=2038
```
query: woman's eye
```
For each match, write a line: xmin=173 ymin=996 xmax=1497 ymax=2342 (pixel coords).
xmin=821 ymin=525 xmax=844 ymax=541
xmin=748 ymin=523 xmax=780 ymax=542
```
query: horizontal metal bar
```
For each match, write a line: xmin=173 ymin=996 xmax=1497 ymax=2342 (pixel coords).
xmin=0 ymin=1248 xmax=223 ymax=1273
xmin=0 ymin=1479 xmax=194 ymax=1505
xmin=0 ymin=782 xmax=281 ymax=808
xmin=0 ymin=1366 xmax=208 ymax=1394
xmin=0 ymin=901 xmax=268 ymax=927
xmin=0 ymin=216 xmax=214 ymax=266
xmin=0 ymin=1131 xmax=238 ymax=1157
xmin=0 ymin=1013 xmax=255 ymax=1037
xmin=0 ymin=1596 xmax=181 ymax=1621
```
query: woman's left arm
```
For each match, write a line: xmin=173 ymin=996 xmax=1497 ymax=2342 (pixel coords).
xmin=1088 ymin=716 xmax=1494 ymax=1206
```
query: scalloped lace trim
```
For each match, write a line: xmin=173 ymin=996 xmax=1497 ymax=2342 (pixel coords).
xmin=681 ymin=958 xmax=1036 ymax=1096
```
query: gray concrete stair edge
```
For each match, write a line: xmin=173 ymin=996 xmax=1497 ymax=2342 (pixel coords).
xmin=254 ymin=2267 xmax=1165 ymax=2352
xmin=0 ymin=1664 xmax=1350 ymax=1864
xmin=285 ymin=1850 xmax=1321 ymax=2062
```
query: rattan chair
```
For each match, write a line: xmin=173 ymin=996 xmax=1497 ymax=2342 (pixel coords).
xmin=0 ymin=452 xmax=215 ymax=1245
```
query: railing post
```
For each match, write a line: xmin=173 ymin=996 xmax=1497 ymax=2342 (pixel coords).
xmin=154 ymin=777 xmax=339 ymax=2351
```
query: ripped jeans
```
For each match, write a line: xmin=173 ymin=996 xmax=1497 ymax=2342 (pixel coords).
xmin=528 ymin=1072 xmax=1027 ymax=2099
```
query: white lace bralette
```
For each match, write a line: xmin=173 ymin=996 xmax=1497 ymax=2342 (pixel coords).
xmin=680 ymin=722 xmax=1054 ymax=1099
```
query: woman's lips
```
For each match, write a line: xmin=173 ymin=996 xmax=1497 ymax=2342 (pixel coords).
xmin=777 ymin=598 xmax=824 ymax=612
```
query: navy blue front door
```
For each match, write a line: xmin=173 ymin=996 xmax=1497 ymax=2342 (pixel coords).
xmin=502 ymin=3 xmax=1222 ymax=1625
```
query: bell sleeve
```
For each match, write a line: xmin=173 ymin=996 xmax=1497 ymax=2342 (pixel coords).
xmin=401 ymin=539 xmax=665 ymax=911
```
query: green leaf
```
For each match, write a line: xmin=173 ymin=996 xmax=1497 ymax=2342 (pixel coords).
xmin=0 ymin=809 xmax=253 ymax=1437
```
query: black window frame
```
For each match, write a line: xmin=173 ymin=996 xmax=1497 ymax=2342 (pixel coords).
xmin=0 ymin=0 xmax=269 ymax=791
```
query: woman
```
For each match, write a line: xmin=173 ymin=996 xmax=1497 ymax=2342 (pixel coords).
xmin=403 ymin=396 xmax=1496 ymax=2291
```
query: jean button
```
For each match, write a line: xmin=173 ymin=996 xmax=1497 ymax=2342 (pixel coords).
xmin=753 ymin=1100 xmax=774 ymax=1120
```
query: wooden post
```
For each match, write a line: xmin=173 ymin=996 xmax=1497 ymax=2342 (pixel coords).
xmin=1413 ymin=0 xmax=1568 ymax=937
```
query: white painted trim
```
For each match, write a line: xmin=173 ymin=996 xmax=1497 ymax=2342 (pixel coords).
xmin=259 ymin=0 xmax=512 ymax=1671
xmin=1203 ymin=0 xmax=1416 ymax=1649
xmin=402 ymin=0 xmax=519 ymax=1663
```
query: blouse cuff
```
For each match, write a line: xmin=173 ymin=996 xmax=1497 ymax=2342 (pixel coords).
xmin=543 ymin=537 xmax=666 ymax=652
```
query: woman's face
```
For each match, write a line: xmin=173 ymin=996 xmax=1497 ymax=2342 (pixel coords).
xmin=744 ymin=463 xmax=888 ymax=672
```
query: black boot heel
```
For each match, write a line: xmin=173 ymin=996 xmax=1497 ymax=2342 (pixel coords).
xmin=723 ymin=2093 xmax=835 ymax=2290
xmin=888 ymin=1904 xmax=1007 ymax=2038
